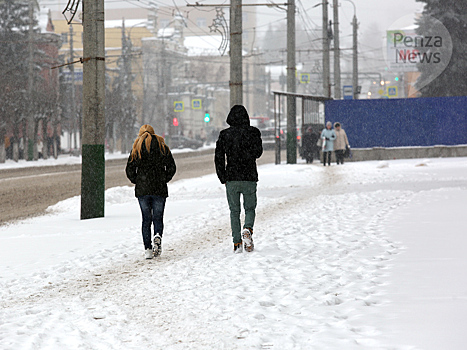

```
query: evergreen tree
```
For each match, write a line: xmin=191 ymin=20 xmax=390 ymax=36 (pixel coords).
xmin=416 ymin=0 xmax=467 ymax=96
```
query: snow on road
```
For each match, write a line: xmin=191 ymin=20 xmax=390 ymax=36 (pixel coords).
xmin=0 ymin=157 xmax=466 ymax=349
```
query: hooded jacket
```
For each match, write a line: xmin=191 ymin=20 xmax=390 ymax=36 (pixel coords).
xmin=125 ymin=137 xmax=176 ymax=197
xmin=215 ymin=105 xmax=263 ymax=184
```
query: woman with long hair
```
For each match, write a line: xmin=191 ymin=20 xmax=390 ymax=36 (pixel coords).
xmin=125 ymin=125 xmax=176 ymax=259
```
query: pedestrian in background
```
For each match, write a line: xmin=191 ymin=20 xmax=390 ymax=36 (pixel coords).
xmin=321 ymin=121 xmax=336 ymax=166
xmin=301 ymin=126 xmax=319 ymax=163
xmin=333 ymin=122 xmax=350 ymax=165
xmin=126 ymin=124 xmax=176 ymax=259
xmin=215 ymin=105 xmax=263 ymax=253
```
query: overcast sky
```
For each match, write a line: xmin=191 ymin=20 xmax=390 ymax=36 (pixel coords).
xmin=40 ymin=0 xmax=424 ymax=29
xmin=40 ymin=0 xmax=424 ymax=47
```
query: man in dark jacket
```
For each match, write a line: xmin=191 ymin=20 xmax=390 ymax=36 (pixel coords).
xmin=215 ymin=105 xmax=263 ymax=253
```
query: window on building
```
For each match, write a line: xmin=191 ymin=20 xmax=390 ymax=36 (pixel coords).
xmin=196 ymin=18 xmax=207 ymax=27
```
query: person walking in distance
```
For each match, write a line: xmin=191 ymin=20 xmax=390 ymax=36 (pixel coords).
xmin=301 ymin=126 xmax=319 ymax=164
xmin=126 ymin=125 xmax=176 ymax=259
xmin=215 ymin=105 xmax=263 ymax=253
xmin=333 ymin=122 xmax=350 ymax=165
xmin=321 ymin=121 xmax=336 ymax=166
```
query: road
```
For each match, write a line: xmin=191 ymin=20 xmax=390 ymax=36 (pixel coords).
xmin=0 ymin=149 xmax=280 ymax=225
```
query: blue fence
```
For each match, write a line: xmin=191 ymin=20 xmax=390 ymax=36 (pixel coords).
xmin=324 ymin=96 xmax=467 ymax=148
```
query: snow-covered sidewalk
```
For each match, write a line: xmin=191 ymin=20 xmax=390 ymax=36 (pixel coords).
xmin=1 ymin=158 xmax=466 ymax=349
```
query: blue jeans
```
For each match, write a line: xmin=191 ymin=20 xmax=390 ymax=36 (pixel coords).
xmin=137 ymin=195 xmax=166 ymax=249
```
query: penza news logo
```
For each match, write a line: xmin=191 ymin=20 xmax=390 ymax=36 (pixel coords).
xmin=387 ymin=28 xmax=448 ymax=70
xmin=384 ymin=14 xmax=452 ymax=91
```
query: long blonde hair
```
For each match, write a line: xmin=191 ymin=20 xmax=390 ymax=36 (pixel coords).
xmin=130 ymin=124 xmax=168 ymax=161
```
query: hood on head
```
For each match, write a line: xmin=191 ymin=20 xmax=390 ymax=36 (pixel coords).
xmin=226 ymin=105 xmax=250 ymax=126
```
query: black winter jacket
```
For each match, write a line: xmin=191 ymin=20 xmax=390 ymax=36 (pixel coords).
xmin=302 ymin=132 xmax=319 ymax=153
xmin=215 ymin=105 xmax=263 ymax=184
xmin=125 ymin=138 xmax=176 ymax=197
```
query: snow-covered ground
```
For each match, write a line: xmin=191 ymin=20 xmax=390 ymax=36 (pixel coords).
xmin=0 ymin=157 xmax=466 ymax=349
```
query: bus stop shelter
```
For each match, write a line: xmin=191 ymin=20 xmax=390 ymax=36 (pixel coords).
xmin=273 ymin=91 xmax=332 ymax=164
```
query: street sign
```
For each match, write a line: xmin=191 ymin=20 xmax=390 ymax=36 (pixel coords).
xmin=174 ymin=101 xmax=184 ymax=112
xmin=62 ymin=71 xmax=83 ymax=82
xmin=343 ymin=85 xmax=353 ymax=100
xmin=192 ymin=99 xmax=202 ymax=109
xmin=300 ymin=73 xmax=310 ymax=84
xmin=387 ymin=86 xmax=398 ymax=98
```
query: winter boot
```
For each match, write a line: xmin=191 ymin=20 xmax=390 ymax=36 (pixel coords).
xmin=234 ymin=243 xmax=243 ymax=254
xmin=242 ymin=228 xmax=254 ymax=252
xmin=153 ymin=233 xmax=162 ymax=257
xmin=145 ymin=248 xmax=153 ymax=259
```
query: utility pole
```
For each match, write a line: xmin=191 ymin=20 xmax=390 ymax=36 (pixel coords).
xmin=121 ymin=18 xmax=133 ymax=153
xmin=352 ymin=13 xmax=358 ymax=99
xmin=230 ymin=0 xmax=242 ymax=106
xmin=81 ymin=0 xmax=106 ymax=220
xmin=333 ymin=0 xmax=341 ymax=99
xmin=161 ymin=36 xmax=170 ymax=140
xmin=322 ymin=0 xmax=330 ymax=98
xmin=245 ymin=60 xmax=249 ymax=110
xmin=286 ymin=0 xmax=296 ymax=164
xmin=69 ymin=24 xmax=77 ymax=153
xmin=27 ymin=0 xmax=35 ymax=161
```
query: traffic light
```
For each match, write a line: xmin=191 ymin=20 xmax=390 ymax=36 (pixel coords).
xmin=204 ymin=111 xmax=210 ymax=123
xmin=173 ymin=117 xmax=179 ymax=126
xmin=395 ymin=76 xmax=399 ymax=81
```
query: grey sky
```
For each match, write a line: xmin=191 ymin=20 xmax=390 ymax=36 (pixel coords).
xmin=40 ymin=0 xmax=424 ymax=48
xmin=40 ymin=0 xmax=424 ymax=29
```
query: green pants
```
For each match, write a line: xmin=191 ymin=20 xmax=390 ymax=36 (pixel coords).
xmin=225 ymin=181 xmax=257 ymax=244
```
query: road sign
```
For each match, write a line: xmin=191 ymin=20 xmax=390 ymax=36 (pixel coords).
xmin=192 ymin=99 xmax=202 ymax=109
xmin=62 ymin=71 xmax=83 ymax=82
xmin=174 ymin=101 xmax=184 ymax=112
xmin=300 ymin=73 xmax=310 ymax=84
xmin=387 ymin=86 xmax=398 ymax=98
xmin=343 ymin=85 xmax=353 ymax=100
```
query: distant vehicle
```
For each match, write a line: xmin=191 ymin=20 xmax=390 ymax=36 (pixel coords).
xmin=249 ymin=116 xmax=271 ymax=129
xmin=169 ymin=135 xmax=203 ymax=150
xmin=250 ymin=117 xmax=278 ymax=149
